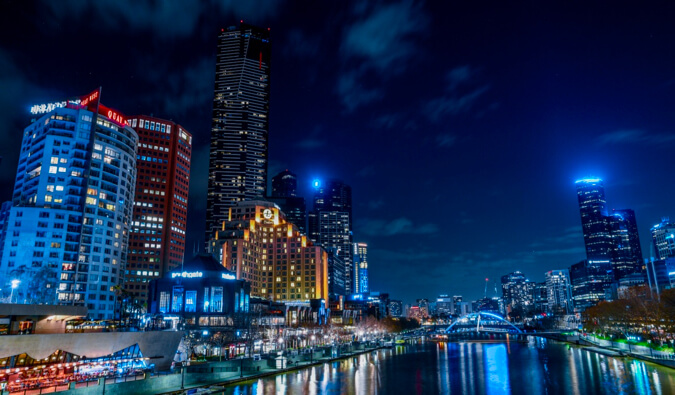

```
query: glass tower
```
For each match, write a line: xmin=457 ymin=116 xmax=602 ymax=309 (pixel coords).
xmin=575 ymin=178 xmax=612 ymax=262
xmin=205 ymin=22 xmax=271 ymax=244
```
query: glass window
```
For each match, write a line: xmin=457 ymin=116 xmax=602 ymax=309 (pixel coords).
xmin=185 ymin=290 xmax=197 ymax=313
xmin=171 ymin=287 xmax=184 ymax=313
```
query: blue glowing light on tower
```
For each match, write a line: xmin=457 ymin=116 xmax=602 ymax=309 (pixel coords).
xmin=312 ymin=179 xmax=321 ymax=189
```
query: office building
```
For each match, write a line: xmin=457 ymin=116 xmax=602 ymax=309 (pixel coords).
xmin=532 ymin=282 xmax=548 ymax=313
xmin=326 ymin=248 xmax=346 ymax=299
xmin=436 ymin=295 xmax=453 ymax=316
xmin=545 ymin=269 xmax=573 ymax=314
xmin=207 ymin=200 xmax=328 ymax=303
xmin=125 ymin=115 xmax=191 ymax=304
xmin=308 ymin=180 xmax=353 ymax=293
xmin=268 ymin=170 xmax=306 ymax=234
xmin=608 ymin=209 xmax=644 ymax=279
xmin=501 ymin=271 xmax=534 ymax=312
xmin=576 ymin=178 xmax=612 ymax=262
xmin=388 ymin=299 xmax=403 ymax=317
xmin=205 ymin=22 xmax=271 ymax=244
xmin=651 ymin=218 xmax=675 ymax=260
xmin=646 ymin=258 xmax=675 ymax=297
xmin=353 ymin=242 xmax=368 ymax=294
xmin=569 ymin=260 xmax=613 ymax=311
xmin=0 ymin=92 xmax=137 ymax=319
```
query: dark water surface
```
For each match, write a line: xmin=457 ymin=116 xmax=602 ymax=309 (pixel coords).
xmin=226 ymin=338 xmax=675 ymax=394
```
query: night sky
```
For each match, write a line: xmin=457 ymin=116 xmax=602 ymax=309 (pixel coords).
xmin=1 ymin=1 xmax=675 ymax=305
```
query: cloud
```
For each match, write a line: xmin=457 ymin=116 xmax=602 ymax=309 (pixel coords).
xmin=336 ymin=0 xmax=428 ymax=112
xmin=358 ymin=217 xmax=439 ymax=236
xmin=436 ymin=134 xmax=457 ymax=147
xmin=424 ymin=65 xmax=490 ymax=123
xmin=596 ymin=129 xmax=675 ymax=146
xmin=41 ymin=0 xmax=283 ymax=39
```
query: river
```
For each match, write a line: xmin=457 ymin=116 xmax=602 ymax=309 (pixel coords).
xmin=225 ymin=337 xmax=675 ymax=394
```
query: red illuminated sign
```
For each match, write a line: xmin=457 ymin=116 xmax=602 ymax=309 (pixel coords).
xmin=80 ymin=88 xmax=100 ymax=112
xmin=99 ymin=104 xmax=128 ymax=127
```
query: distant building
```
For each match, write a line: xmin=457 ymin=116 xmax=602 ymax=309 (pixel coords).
xmin=353 ymin=242 xmax=369 ymax=294
xmin=125 ymin=115 xmax=192 ymax=305
xmin=608 ymin=209 xmax=644 ymax=280
xmin=651 ymin=218 xmax=675 ymax=260
xmin=576 ymin=178 xmax=612 ymax=262
xmin=388 ymin=300 xmax=403 ymax=317
xmin=501 ymin=271 xmax=534 ymax=312
xmin=436 ymin=295 xmax=453 ymax=316
xmin=268 ymin=170 xmax=306 ymax=233
xmin=416 ymin=298 xmax=430 ymax=318
xmin=646 ymin=258 xmax=675 ymax=296
xmin=308 ymin=180 xmax=353 ymax=293
xmin=271 ymin=169 xmax=297 ymax=197
xmin=326 ymin=248 xmax=346 ymax=299
xmin=545 ymin=269 xmax=573 ymax=314
xmin=569 ymin=260 xmax=613 ymax=311
xmin=532 ymin=282 xmax=548 ymax=313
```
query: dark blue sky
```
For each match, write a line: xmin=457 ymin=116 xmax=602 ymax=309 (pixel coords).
xmin=1 ymin=1 xmax=674 ymax=304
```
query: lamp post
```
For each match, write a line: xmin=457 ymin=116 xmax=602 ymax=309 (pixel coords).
xmin=10 ymin=280 xmax=20 ymax=304
xmin=180 ymin=361 xmax=185 ymax=390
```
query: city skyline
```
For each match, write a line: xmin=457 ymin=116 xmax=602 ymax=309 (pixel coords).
xmin=1 ymin=2 xmax=675 ymax=304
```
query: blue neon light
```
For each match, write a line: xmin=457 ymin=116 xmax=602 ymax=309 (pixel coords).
xmin=575 ymin=177 xmax=602 ymax=184
xmin=312 ymin=179 xmax=321 ymax=188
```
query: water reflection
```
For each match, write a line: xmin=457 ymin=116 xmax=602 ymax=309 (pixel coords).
xmin=225 ymin=339 xmax=675 ymax=394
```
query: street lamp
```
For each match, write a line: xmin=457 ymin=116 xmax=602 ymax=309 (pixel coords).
xmin=10 ymin=280 xmax=20 ymax=304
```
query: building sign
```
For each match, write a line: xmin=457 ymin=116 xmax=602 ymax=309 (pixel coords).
xmin=172 ymin=271 xmax=203 ymax=279
xmin=29 ymin=99 xmax=81 ymax=115
xmin=99 ymin=104 xmax=128 ymax=127
xmin=80 ymin=88 xmax=100 ymax=111
xmin=221 ymin=273 xmax=236 ymax=280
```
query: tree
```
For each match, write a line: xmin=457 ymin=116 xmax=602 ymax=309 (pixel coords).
xmin=208 ymin=331 xmax=235 ymax=361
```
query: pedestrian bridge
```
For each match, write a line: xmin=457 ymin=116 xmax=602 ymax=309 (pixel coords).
xmin=445 ymin=312 xmax=522 ymax=334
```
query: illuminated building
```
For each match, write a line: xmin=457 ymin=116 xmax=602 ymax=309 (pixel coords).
xmin=646 ymin=258 xmax=675 ymax=296
xmin=436 ymin=295 xmax=453 ymax=316
xmin=207 ymin=200 xmax=328 ymax=303
xmin=125 ymin=116 xmax=191 ymax=305
xmin=608 ymin=209 xmax=644 ymax=279
xmin=531 ymin=282 xmax=548 ymax=313
xmin=651 ymin=218 xmax=675 ymax=260
xmin=569 ymin=259 xmax=613 ymax=311
xmin=576 ymin=178 xmax=612 ymax=262
xmin=268 ymin=170 xmax=306 ymax=234
xmin=500 ymin=271 xmax=534 ymax=312
xmin=205 ymin=22 xmax=271 ymax=244
xmin=545 ymin=269 xmax=573 ymax=314
xmin=326 ymin=247 xmax=346 ymax=299
xmin=0 ymin=91 xmax=137 ymax=319
xmin=147 ymin=254 xmax=249 ymax=327
xmin=353 ymin=242 xmax=368 ymax=293
xmin=308 ymin=179 xmax=353 ymax=293
xmin=388 ymin=300 xmax=403 ymax=317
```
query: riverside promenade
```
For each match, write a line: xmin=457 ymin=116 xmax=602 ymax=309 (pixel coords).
xmin=36 ymin=342 xmax=382 ymax=395
xmin=534 ymin=332 xmax=675 ymax=369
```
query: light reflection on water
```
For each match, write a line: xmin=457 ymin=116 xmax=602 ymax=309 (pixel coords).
xmin=227 ymin=338 xmax=675 ymax=394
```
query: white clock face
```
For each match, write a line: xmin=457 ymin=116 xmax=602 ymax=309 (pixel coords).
xmin=263 ymin=209 xmax=273 ymax=219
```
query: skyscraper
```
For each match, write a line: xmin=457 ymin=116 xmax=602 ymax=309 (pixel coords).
xmin=651 ymin=218 xmax=675 ymax=260
xmin=0 ymin=92 xmax=137 ymax=319
xmin=576 ymin=178 xmax=612 ymax=262
xmin=545 ymin=269 xmax=573 ymax=314
xmin=608 ymin=209 xmax=644 ymax=279
xmin=569 ymin=260 xmax=613 ymax=311
xmin=205 ymin=22 xmax=271 ymax=244
xmin=500 ymin=271 xmax=534 ymax=313
xmin=268 ymin=170 xmax=306 ymax=234
xmin=308 ymin=180 xmax=353 ymax=294
xmin=125 ymin=115 xmax=192 ymax=305
xmin=353 ymin=242 xmax=368 ymax=293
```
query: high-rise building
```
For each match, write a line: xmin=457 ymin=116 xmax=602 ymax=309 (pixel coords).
xmin=207 ymin=200 xmax=328 ymax=303
xmin=205 ymin=22 xmax=271 ymax=244
xmin=651 ymin=218 xmax=675 ymax=260
xmin=353 ymin=242 xmax=368 ymax=294
xmin=500 ymin=271 xmax=534 ymax=312
xmin=308 ymin=180 xmax=353 ymax=293
xmin=646 ymin=258 xmax=675 ymax=296
xmin=387 ymin=299 xmax=403 ymax=317
xmin=268 ymin=170 xmax=306 ymax=234
xmin=576 ymin=178 xmax=612 ymax=262
xmin=608 ymin=209 xmax=644 ymax=279
xmin=125 ymin=116 xmax=192 ymax=304
xmin=436 ymin=295 xmax=453 ymax=316
xmin=569 ymin=260 xmax=613 ymax=311
xmin=325 ymin=248 xmax=346 ymax=299
xmin=0 ymin=92 xmax=137 ymax=319
xmin=271 ymin=169 xmax=297 ymax=197
xmin=545 ymin=269 xmax=573 ymax=314
xmin=532 ymin=282 xmax=548 ymax=313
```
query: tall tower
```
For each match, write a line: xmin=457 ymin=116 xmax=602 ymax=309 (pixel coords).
xmin=268 ymin=169 xmax=306 ymax=233
xmin=651 ymin=218 xmax=675 ymax=259
xmin=205 ymin=22 xmax=271 ymax=244
xmin=608 ymin=209 xmax=644 ymax=279
xmin=125 ymin=116 xmax=192 ymax=305
xmin=353 ymin=242 xmax=368 ymax=293
xmin=308 ymin=180 xmax=353 ymax=295
xmin=272 ymin=169 xmax=297 ymax=197
xmin=575 ymin=178 xmax=612 ymax=262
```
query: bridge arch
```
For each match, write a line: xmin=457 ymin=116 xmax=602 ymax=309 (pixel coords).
xmin=445 ymin=311 xmax=522 ymax=334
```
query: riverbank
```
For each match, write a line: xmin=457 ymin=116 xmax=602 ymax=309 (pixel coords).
xmin=160 ymin=345 xmax=385 ymax=395
xmin=534 ymin=333 xmax=675 ymax=370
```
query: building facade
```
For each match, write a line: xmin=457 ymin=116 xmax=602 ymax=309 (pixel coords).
xmin=545 ymin=269 xmax=573 ymax=314
xmin=125 ymin=115 xmax=191 ymax=305
xmin=608 ymin=209 xmax=644 ymax=280
xmin=0 ymin=95 xmax=137 ymax=319
xmin=569 ymin=260 xmax=613 ymax=311
xmin=308 ymin=180 xmax=353 ymax=293
xmin=205 ymin=22 xmax=271 ymax=244
xmin=208 ymin=200 xmax=328 ymax=303
xmin=353 ymin=242 xmax=368 ymax=294
xmin=501 ymin=271 xmax=534 ymax=312
xmin=651 ymin=218 xmax=675 ymax=260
